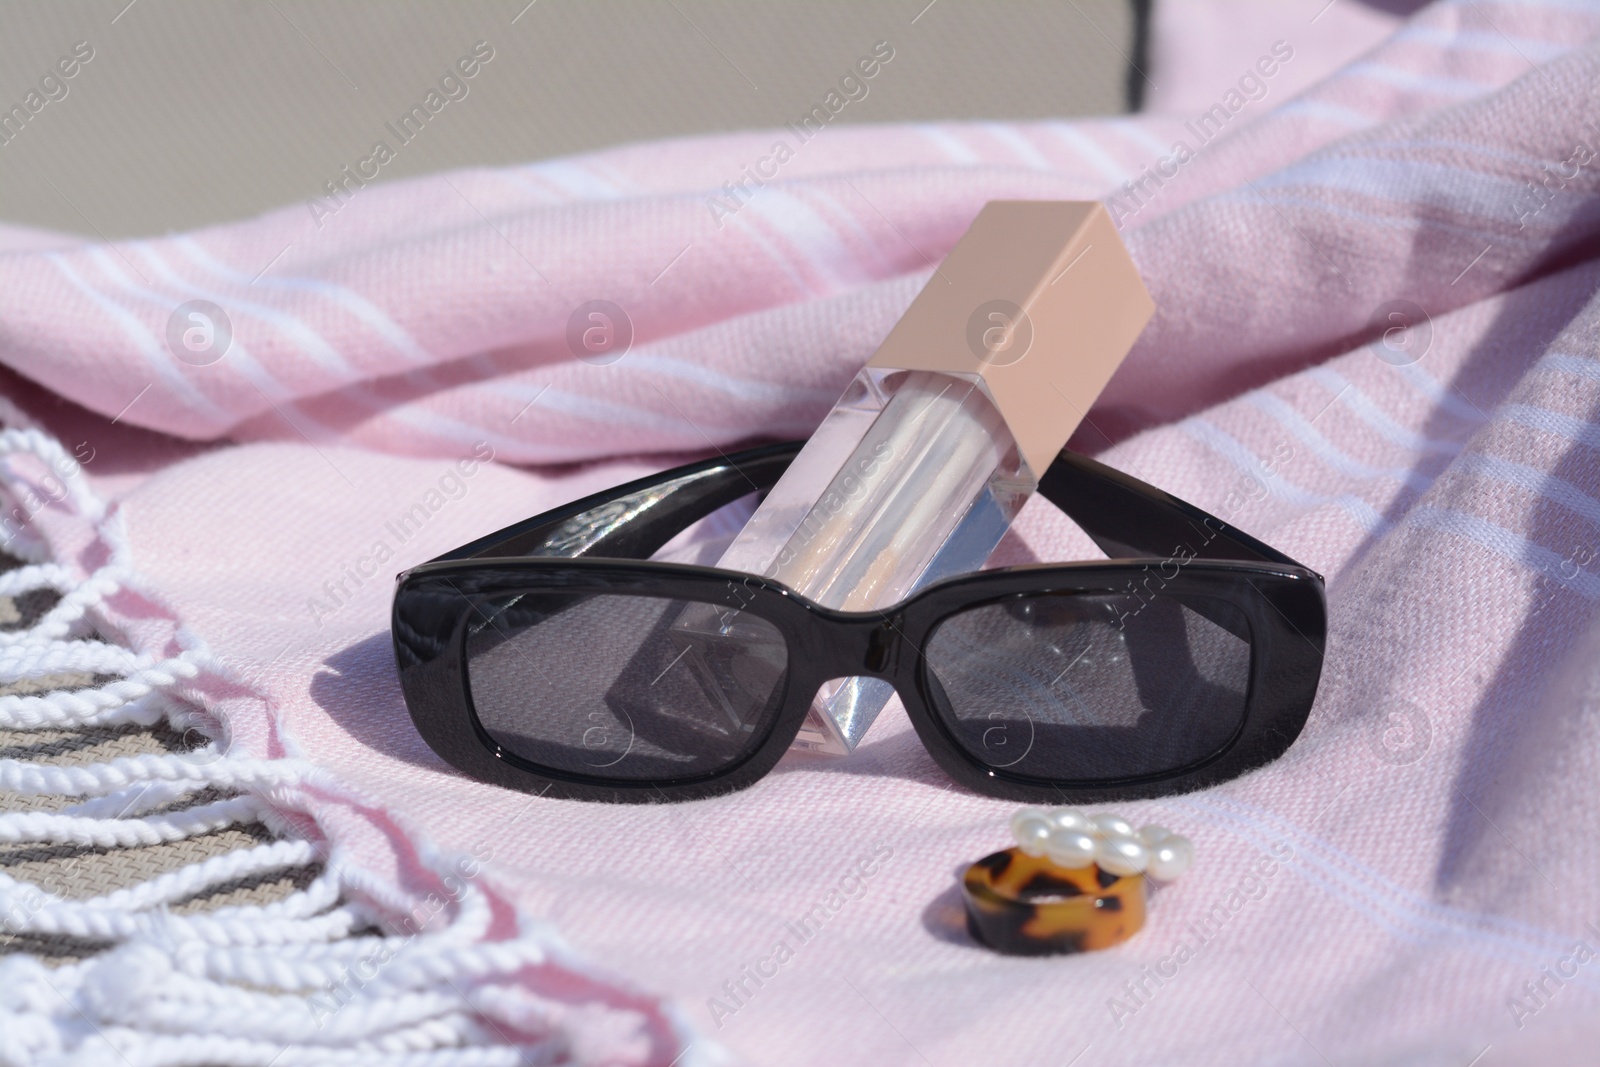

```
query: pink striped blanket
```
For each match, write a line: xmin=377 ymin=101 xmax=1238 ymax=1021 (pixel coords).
xmin=3 ymin=1 xmax=1600 ymax=1062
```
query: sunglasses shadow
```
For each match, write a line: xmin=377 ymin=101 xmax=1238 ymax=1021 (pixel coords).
xmin=766 ymin=721 xmax=950 ymax=790
xmin=310 ymin=631 xmax=454 ymax=774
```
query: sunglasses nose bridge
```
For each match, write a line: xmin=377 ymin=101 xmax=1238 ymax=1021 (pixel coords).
xmin=827 ymin=613 xmax=902 ymax=679
xmin=865 ymin=619 xmax=892 ymax=676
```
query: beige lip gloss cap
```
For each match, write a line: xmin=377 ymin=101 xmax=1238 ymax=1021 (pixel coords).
xmin=866 ymin=200 xmax=1154 ymax=479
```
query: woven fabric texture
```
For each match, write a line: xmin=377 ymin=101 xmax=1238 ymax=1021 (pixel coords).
xmin=2 ymin=1 xmax=1599 ymax=1064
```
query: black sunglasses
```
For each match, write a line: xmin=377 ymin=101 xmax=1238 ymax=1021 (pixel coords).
xmin=391 ymin=441 xmax=1325 ymax=803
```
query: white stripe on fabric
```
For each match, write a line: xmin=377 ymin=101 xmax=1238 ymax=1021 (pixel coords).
xmin=1247 ymin=392 xmax=1438 ymax=491
xmin=412 ymin=356 xmax=700 ymax=444
xmin=1212 ymin=189 xmax=1549 ymax=253
xmin=1253 ymin=157 xmax=1531 ymax=219
xmin=981 ymin=123 xmax=1051 ymax=170
xmin=499 ymin=168 xmax=571 ymax=206
xmin=624 ymin=353 xmax=837 ymax=407
xmin=1305 ymin=367 xmax=1468 ymax=455
xmin=1110 ymin=120 xmax=1176 ymax=159
xmin=804 ymin=186 xmax=902 ymax=277
xmin=1389 ymin=23 xmax=1572 ymax=62
xmin=44 ymin=255 xmax=232 ymax=427
xmin=173 ymin=237 xmax=433 ymax=366
xmin=743 ymin=188 xmax=873 ymax=289
xmin=1391 ymin=362 xmax=1493 ymax=423
xmin=519 ymin=159 xmax=627 ymax=199
xmin=1181 ymin=417 xmax=1392 ymax=534
xmin=1500 ymin=403 xmax=1600 ymax=451
xmin=81 ymin=248 xmax=344 ymax=438
xmin=1043 ymin=122 xmax=1128 ymax=186
xmin=1541 ymin=351 xmax=1600 ymax=383
xmin=85 ymin=249 xmax=284 ymax=393
xmin=712 ymin=201 xmax=816 ymax=296
xmin=1355 ymin=136 xmax=1566 ymax=171
xmin=507 ymin=383 xmax=746 ymax=438
xmin=914 ymin=124 xmax=980 ymax=165
xmin=1342 ymin=62 xmax=1498 ymax=99
xmin=1457 ymin=451 xmax=1600 ymax=530
xmin=581 ymin=157 xmax=645 ymax=196
xmin=386 ymin=401 xmax=560 ymax=459
xmin=1406 ymin=505 xmax=1600 ymax=599
xmin=354 ymin=376 xmax=633 ymax=460
xmin=131 ymin=243 xmax=358 ymax=380
xmin=1272 ymin=99 xmax=1374 ymax=129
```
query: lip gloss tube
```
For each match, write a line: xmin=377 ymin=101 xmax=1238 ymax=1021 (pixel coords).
xmin=679 ymin=201 xmax=1154 ymax=754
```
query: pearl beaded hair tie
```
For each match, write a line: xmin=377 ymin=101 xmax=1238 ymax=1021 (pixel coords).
xmin=1009 ymin=807 xmax=1194 ymax=880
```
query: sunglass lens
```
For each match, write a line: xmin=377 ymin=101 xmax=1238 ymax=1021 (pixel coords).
xmin=464 ymin=591 xmax=789 ymax=781
xmin=923 ymin=592 xmax=1251 ymax=782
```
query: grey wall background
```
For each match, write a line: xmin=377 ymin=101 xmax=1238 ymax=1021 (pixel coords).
xmin=0 ymin=0 xmax=1140 ymax=239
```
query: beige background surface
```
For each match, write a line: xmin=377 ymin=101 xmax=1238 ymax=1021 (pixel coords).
xmin=0 ymin=0 xmax=1141 ymax=239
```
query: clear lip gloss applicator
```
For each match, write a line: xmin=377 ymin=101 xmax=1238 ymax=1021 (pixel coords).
xmin=679 ymin=201 xmax=1154 ymax=754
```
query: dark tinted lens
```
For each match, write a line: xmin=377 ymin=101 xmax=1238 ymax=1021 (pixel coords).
xmin=924 ymin=592 xmax=1250 ymax=781
xmin=465 ymin=592 xmax=788 ymax=781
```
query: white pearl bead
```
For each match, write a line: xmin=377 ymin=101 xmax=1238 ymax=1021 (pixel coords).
xmin=1043 ymin=828 xmax=1097 ymax=869
xmin=1091 ymin=813 xmax=1136 ymax=839
xmin=1047 ymin=808 xmax=1094 ymax=833
xmin=1146 ymin=834 xmax=1194 ymax=881
xmin=1095 ymin=833 xmax=1149 ymax=876
xmin=1138 ymin=824 xmax=1171 ymax=847
xmin=1010 ymin=808 xmax=1053 ymax=856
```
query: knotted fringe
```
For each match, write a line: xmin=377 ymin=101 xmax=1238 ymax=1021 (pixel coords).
xmin=0 ymin=403 xmax=709 ymax=1067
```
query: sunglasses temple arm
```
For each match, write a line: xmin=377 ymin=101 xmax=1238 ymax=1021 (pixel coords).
xmin=439 ymin=442 xmax=800 ymax=563
xmin=1038 ymin=451 xmax=1317 ymax=576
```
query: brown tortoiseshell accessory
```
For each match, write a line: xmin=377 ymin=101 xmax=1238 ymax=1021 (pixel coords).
xmin=960 ymin=808 xmax=1193 ymax=956
xmin=962 ymin=847 xmax=1146 ymax=956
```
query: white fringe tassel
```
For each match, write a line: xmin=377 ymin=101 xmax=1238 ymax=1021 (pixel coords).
xmin=0 ymin=412 xmax=709 ymax=1067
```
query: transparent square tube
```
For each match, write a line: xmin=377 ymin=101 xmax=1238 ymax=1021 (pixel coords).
xmin=667 ymin=200 xmax=1156 ymax=755
xmin=672 ymin=368 xmax=1035 ymax=754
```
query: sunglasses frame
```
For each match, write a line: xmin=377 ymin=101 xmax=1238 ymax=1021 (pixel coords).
xmin=392 ymin=441 xmax=1325 ymax=803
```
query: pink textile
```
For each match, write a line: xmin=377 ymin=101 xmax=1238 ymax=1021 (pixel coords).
xmin=1145 ymin=0 xmax=1414 ymax=117
xmin=5 ymin=1 xmax=1600 ymax=1062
